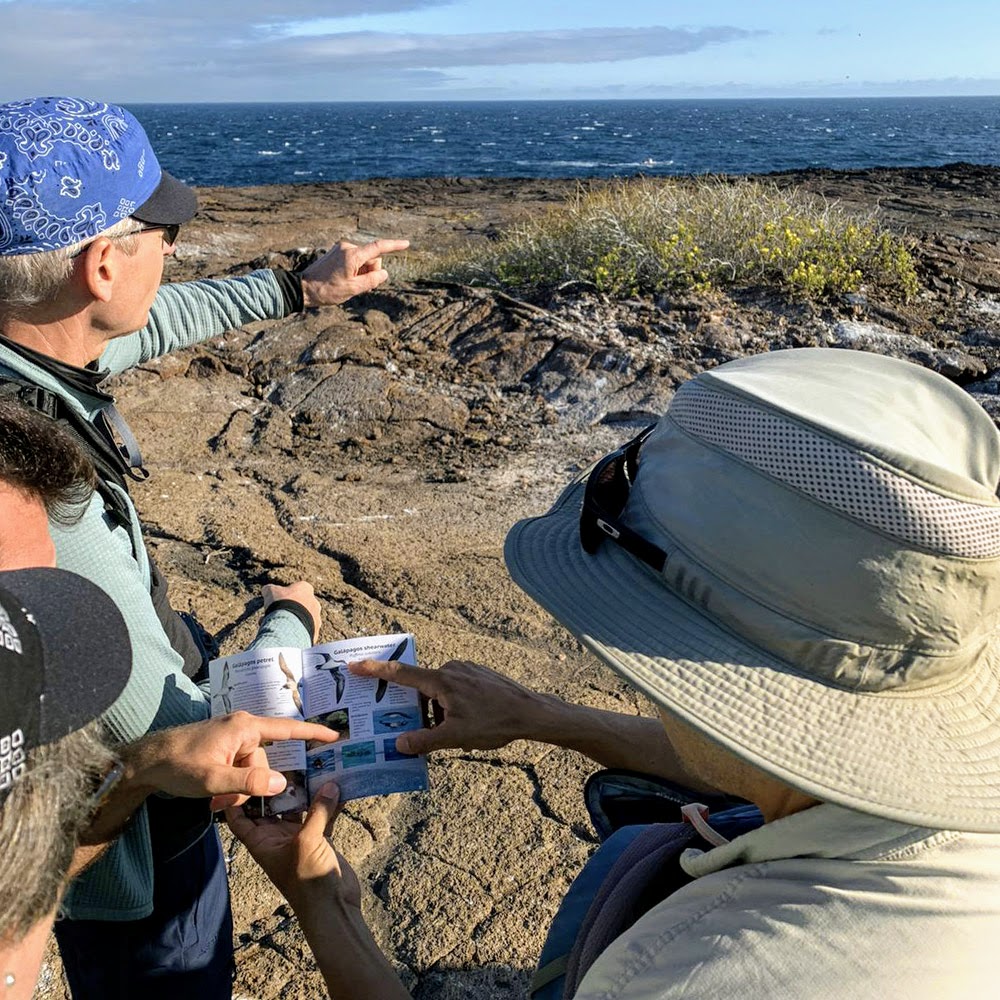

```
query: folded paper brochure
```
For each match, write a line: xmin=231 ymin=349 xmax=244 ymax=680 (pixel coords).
xmin=209 ymin=633 xmax=428 ymax=814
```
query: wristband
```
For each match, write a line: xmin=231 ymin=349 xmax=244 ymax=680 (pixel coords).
xmin=272 ymin=268 xmax=305 ymax=314
xmin=265 ymin=599 xmax=316 ymax=641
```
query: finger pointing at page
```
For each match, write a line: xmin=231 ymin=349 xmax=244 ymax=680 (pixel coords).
xmin=349 ymin=658 xmax=542 ymax=754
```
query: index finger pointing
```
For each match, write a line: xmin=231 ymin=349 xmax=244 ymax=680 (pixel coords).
xmin=355 ymin=239 xmax=409 ymax=265
xmin=348 ymin=658 xmax=441 ymax=697
xmin=251 ymin=718 xmax=340 ymax=745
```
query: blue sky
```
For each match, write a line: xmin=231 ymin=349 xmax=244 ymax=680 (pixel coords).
xmin=0 ymin=0 xmax=997 ymax=102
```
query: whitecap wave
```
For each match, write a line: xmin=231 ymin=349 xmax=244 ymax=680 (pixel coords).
xmin=514 ymin=159 xmax=674 ymax=169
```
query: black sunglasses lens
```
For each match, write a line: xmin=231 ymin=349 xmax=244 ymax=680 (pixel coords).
xmin=164 ymin=224 xmax=180 ymax=245
xmin=599 ymin=454 xmax=632 ymax=516
xmin=579 ymin=510 xmax=603 ymax=554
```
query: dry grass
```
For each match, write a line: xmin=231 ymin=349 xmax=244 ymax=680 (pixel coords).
xmin=423 ymin=177 xmax=920 ymax=301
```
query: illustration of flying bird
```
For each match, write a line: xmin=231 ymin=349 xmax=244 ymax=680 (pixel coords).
xmin=377 ymin=637 xmax=410 ymax=703
xmin=278 ymin=653 xmax=304 ymax=714
xmin=310 ymin=653 xmax=347 ymax=702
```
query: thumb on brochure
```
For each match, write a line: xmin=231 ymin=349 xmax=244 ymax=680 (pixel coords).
xmin=304 ymin=781 xmax=342 ymax=840
xmin=395 ymin=726 xmax=448 ymax=756
xmin=209 ymin=765 xmax=287 ymax=811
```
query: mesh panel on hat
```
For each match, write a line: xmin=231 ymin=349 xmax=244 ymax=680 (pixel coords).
xmin=670 ymin=381 xmax=1000 ymax=559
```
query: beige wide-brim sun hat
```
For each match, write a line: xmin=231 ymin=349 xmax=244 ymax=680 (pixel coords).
xmin=505 ymin=348 xmax=1000 ymax=833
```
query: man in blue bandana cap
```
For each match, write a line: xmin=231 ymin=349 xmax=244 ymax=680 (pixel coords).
xmin=0 ymin=95 xmax=407 ymax=999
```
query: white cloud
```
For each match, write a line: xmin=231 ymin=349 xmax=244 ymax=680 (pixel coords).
xmin=291 ymin=26 xmax=761 ymax=67
xmin=0 ymin=2 xmax=762 ymax=100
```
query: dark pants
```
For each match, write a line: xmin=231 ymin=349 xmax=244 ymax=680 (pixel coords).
xmin=54 ymin=826 xmax=234 ymax=1000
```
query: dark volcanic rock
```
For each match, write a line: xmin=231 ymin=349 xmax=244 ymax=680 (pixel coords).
xmin=156 ymin=165 xmax=1000 ymax=467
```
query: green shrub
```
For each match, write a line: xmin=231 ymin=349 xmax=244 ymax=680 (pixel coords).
xmin=426 ymin=178 xmax=920 ymax=302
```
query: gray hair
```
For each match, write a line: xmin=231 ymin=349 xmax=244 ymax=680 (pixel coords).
xmin=0 ymin=218 xmax=145 ymax=319
xmin=0 ymin=723 xmax=113 ymax=940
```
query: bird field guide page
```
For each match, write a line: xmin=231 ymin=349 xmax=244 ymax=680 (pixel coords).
xmin=209 ymin=633 xmax=428 ymax=814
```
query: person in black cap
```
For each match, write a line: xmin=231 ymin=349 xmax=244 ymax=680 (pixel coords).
xmin=0 ymin=401 xmax=343 ymax=999
xmin=0 ymin=565 xmax=342 ymax=1000
xmin=0 ymin=567 xmax=131 ymax=1000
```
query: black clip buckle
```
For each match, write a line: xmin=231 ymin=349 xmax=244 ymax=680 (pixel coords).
xmin=18 ymin=384 xmax=60 ymax=420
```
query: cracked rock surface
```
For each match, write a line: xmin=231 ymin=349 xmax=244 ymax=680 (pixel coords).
xmin=38 ymin=165 xmax=1000 ymax=998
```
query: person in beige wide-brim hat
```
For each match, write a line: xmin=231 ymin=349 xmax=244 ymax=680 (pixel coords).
xmin=505 ymin=345 xmax=1000 ymax=833
xmin=239 ymin=347 xmax=1000 ymax=1000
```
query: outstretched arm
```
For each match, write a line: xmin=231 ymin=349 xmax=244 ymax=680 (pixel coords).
xmin=349 ymin=659 xmax=719 ymax=792
xmin=102 ymin=269 xmax=294 ymax=372
xmin=101 ymin=237 xmax=409 ymax=372
xmin=227 ymin=784 xmax=411 ymax=1000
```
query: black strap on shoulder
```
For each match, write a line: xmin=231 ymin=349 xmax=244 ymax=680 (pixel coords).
xmin=11 ymin=382 xmax=61 ymax=420
xmin=0 ymin=375 xmax=133 ymax=522
xmin=0 ymin=373 xmax=209 ymax=676
xmin=148 ymin=559 xmax=209 ymax=679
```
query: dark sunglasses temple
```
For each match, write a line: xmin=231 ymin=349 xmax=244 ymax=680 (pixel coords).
xmin=589 ymin=514 xmax=667 ymax=572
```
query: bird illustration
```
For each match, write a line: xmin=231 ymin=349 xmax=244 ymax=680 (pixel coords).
xmin=377 ymin=711 xmax=414 ymax=730
xmin=215 ymin=661 xmax=232 ymax=714
xmin=268 ymin=778 xmax=304 ymax=816
xmin=377 ymin=637 xmax=410 ymax=703
xmin=278 ymin=653 xmax=304 ymax=714
xmin=309 ymin=652 xmax=347 ymax=703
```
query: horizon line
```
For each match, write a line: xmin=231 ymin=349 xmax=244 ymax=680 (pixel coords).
xmin=122 ymin=93 xmax=1000 ymax=105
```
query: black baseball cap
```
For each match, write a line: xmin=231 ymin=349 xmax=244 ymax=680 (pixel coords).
xmin=0 ymin=568 xmax=131 ymax=803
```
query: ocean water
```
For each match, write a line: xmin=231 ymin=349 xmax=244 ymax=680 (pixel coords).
xmin=132 ymin=97 xmax=1000 ymax=187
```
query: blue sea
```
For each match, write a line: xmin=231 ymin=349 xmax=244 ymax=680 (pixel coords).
xmin=132 ymin=97 xmax=1000 ymax=187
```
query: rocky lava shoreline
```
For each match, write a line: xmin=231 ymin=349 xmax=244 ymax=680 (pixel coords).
xmin=38 ymin=163 xmax=1000 ymax=999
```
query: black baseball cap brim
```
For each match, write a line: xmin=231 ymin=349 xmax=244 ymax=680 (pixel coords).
xmin=132 ymin=169 xmax=198 ymax=226
xmin=0 ymin=568 xmax=131 ymax=749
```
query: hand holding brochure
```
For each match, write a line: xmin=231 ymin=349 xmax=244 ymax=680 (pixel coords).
xmin=209 ymin=633 xmax=428 ymax=813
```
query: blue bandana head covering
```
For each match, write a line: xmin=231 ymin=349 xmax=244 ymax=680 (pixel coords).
xmin=0 ymin=96 xmax=193 ymax=257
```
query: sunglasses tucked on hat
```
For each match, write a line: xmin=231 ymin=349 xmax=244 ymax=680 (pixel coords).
xmin=506 ymin=347 xmax=1000 ymax=832
xmin=0 ymin=568 xmax=131 ymax=803
xmin=0 ymin=96 xmax=197 ymax=256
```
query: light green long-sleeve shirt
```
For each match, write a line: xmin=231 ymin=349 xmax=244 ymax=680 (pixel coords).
xmin=0 ymin=269 xmax=311 ymax=919
xmin=575 ymin=805 xmax=1000 ymax=1000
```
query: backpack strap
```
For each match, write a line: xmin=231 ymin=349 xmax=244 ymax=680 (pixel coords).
xmin=0 ymin=374 xmax=134 ymax=521
xmin=6 ymin=380 xmax=60 ymax=419
xmin=0 ymin=373 xmax=208 ymax=676
xmin=563 ymin=822 xmax=701 ymax=995
xmin=530 ymin=824 xmax=657 ymax=999
xmin=530 ymin=774 xmax=766 ymax=1000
